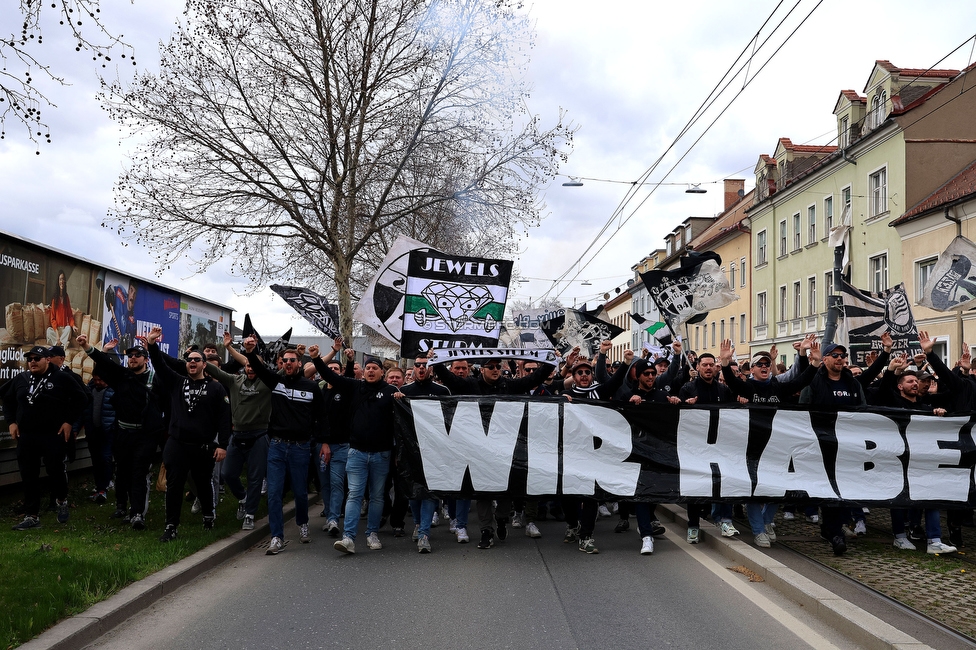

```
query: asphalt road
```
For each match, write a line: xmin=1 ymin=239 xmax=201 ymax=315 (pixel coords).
xmin=85 ymin=516 xmax=858 ymax=650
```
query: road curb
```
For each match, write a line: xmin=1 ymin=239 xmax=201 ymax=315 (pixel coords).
xmin=18 ymin=497 xmax=308 ymax=650
xmin=656 ymin=504 xmax=934 ymax=650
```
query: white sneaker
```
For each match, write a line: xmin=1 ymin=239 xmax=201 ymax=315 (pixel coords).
xmin=441 ymin=505 xmax=451 ymax=521
xmin=431 ymin=511 xmax=440 ymax=527
xmin=782 ymin=511 xmax=795 ymax=520
xmin=764 ymin=523 xmax=776 ymax=542
xmin=610 ymin=502 xmax=619 ymax=515
xmin=525 ymin=522 xmax=542 ymax=538
xmin=449 ymin=518 xmax=458 ymax=533
xmin=366 ymin=532 xmax=383 ymax=550
xmin=191 ymin=498 xmax=202 ymax=514
xmin=805 ymin=514 xmax=819 ymax=524
xmin=299 ymin=523 xmax=310 ymax=543
xmin=236 ymin=500 xmax=246 ymax=520
xmin=261 ymin=479 xmax=268 ymax=495
xmin=755 ymin=532 xmax=771 ymax=548
xmin=597 ymin=504 xmax=612 ymax=518
xmin=334 ymin=536 xmax=355 ymax=554
xmin=511 ymin=512 xmax=523 ymax=528
xmin=720 ymin=521 xmax=739 ymax=537
xmin=412 ymin=524 xmax=420 ymax=541
xmin=854 ymin=520 xmax=867 ymax=536
xmin=242 ymin=515 xmax=254 ymax=531
xmin=456 ymin=527 xmax=470 ymax=543
xmin=640 ymin=536 xmax=654 ymax=555
xmin=927 ymin=541 xmax=957 ymax=554
xmin=893 ymin=536 xmax=916 ymax=550
xmin=266 ymin=536 xmax=283 ymax=555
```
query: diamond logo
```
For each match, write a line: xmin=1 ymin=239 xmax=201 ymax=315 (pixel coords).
xmin=420 ymin=282 xmax=492 ymax=332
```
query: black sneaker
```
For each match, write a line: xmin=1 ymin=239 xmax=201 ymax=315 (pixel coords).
xmin=392 ymin=526 xmax=405 ymax=538
xmin=159 ymin=524 xmax=178 ymax=542
xmin=650 ymin=520 xmax=666 ymax=537
xmin=91 ymin=491 xmax=107 ymax=505
xmin=496 ymin=518 xmax=508 ymax=541
xmin=950 ymin=526 xmax=965 ymax=548
xmin=477 ymin=528 xmax=494 ymax=549
xmin=110 ymin=507 xmax=127 ymax=519
xmin=203 ymin=516 xmax=215 ymax=530
xmin=56 ymin=500 xmax=70 ymax=524
xmin=908 ymin=525 xmax=925 ymax=543
xmin=830 ymin=535 xmax=847 ymax=556
xmin=614 ymin=518 xmax=630 ymax=533
xmin=12 ymin=515 xmax=40 ymax=531
xmin=131 ymin=514 xmax=146 ymax=530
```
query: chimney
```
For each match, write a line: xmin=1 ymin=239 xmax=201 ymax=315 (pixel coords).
xmin=724 ymin=179 xmax=745 ymax=211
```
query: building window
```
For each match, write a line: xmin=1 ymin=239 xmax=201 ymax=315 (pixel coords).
xmin=792 ymin=213 xmax=801 ymax=251
xmin=779 ymin=285 xmax=787 ymax=322
xmin=757 ymin=231 xmax=767 ymax=265
xmin=870 ymin=167 xmax=887 ymax=216
xmin=842 ymin=186 xmax=852 ymax=216
xmin=808 ymin=277 xmax=817 ymax=315
xmin=757 ymin=292 xmax=767 ymax=326
xmin=740 ymin=313 xmax=747 ymax=342
xmin=711 ymin=321 xmax=717 ymax=347
xmin=840 ymin=115 xmax=849 ymax=148
xmin=740 ymin=257 xmax=747 ymax=286
xmin=685 ymin=227 xmax=692 ymax=244
xmin=824 ymin=271 xmax=832 ymax=311
xmin=720 ymin=319 xmax=726 ymax=342
xmin=807 ymin=205 xmax=816 ymax=243
xmin=729 ymin=316 xmax=735 ymax=343
xmin=872 ymin=91 xmax=887 ymax=126
xmin=702 ymin=323 xmax=708 ymax=349
xmin=870 ymin=254 xmax=888 ymax=292
xmin=793 ymin=281 xmax=801 ymax=319
xmin=824 ymin=196 xmax=833 ymax=232
xmin=729 ymin=262 xmax=736 ymax=289
xmin=779 ymin=220 xmax=787 ymax=257
xmin=666 ymin=238 xmax=673 ymax=256
xmin=917 ymin=257 xmax=937 ymax=301
xmin=695 ymin=326 xmax=700 ymax=350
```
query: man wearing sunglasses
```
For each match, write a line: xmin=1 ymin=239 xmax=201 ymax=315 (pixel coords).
xmin=146 ymin=326 xmax=231 ymax=543
xmin=432 ymin=353 xmax=555 ymax=550
xmin=720 ymin=338 xmax=821 ymax=549
xmin=76 ymin=334 xmax=167 ymax=531
xmin=5 ymin=346 xmax=87 ymax=530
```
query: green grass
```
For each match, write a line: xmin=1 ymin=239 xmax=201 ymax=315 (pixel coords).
xmin=0 ymin=473 xmax=268 ymax=649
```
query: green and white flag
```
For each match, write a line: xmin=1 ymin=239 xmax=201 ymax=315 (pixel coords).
xmin=401 ymin=250 xmax=513 ymax=357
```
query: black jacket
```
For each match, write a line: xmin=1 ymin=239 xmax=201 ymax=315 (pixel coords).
xmin=3 ymin=367 xmax=87 ymax=436
xmin=245 ymin=351 xmax=327 ymax=443
xmin=149 ymin=343 xmax=231 ymax=448
xmin=314 ymin=358 xmax=400 ymax=453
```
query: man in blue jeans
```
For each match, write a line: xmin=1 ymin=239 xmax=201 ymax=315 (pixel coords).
xmin=309 ymin=344 xmax=402 ymax=554
xmin=244 ymin=341 xmax=329 ymax=555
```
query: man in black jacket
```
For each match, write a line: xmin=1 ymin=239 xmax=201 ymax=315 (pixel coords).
xmin=146 ymin=327 xmax=230 ymax=543
xmin=4 ymin=346 xmax=87 ymax=530
xmin=77 ymin=334 xmax=165 ymax=530
xmin=310 ymin=346 xmax=401 ymax=555
xmin=243 ymin=339 xmax=328 ymax=555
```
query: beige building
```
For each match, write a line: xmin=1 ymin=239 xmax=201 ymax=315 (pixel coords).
xmin=746 ymin=60 xmax=976 ymax=364
xmin=890 ymin=159 xmax=976 ymax=362
xmin=685 ymin=179 xmax=754 ymax=359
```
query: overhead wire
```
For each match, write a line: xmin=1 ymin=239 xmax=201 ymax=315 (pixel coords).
xmin=542 ymin=0 xmax=823 ymax=302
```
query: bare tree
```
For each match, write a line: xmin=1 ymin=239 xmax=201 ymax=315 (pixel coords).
xmin=102 ymin=0 xmax=574 ymax=342
xmin=1 ymin=0 xmax=135 ymax=149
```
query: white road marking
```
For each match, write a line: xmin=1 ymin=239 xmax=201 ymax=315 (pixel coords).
xmin=664 ymin=528 xmax=842 ymax=650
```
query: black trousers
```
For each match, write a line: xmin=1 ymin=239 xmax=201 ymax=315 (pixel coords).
xmin=162 ymin=437 xmax=216 ymax=527
xmin=17 ymin=433 xmax=67 ymax=517
xmin=115 ymin=427 xmax=159 ymax=517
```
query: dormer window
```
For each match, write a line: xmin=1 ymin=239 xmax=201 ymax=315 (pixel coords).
xmin=840 ymin=116 xmax=849 ymax=147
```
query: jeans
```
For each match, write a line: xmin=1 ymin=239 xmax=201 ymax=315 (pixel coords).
xmin=892 ymin=508 xmax=942 ymax=540
xmin=711 ymin=503 xmax=734 ymax=522
xmin=634 ymin=502 xmax=655 ymax=537
xmin=327 ymin=443 xmax=349 ymax=523
xmin=222 ymin=431 xmax=268 ymax=516
xmin=267 ymin=438 xmax=310 ymax=539
xmin=343 ymin=448 xmax=390 ymax=540
xmin=410 ymin=498 xmax=438 ymax=537
xmin=747 ymin=503 xmax=778 ymax=535
xmin=447 ymin=499 xmax=471 ymax=529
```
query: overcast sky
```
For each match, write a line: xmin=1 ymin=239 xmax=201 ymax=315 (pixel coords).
xmin=2 ymin=0 xmax=976 ymax=339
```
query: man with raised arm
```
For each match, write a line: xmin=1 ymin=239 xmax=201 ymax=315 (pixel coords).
xmin=75 ymin=334 xmax=165 ymax=530
xmin=206 ymin=332 xmax=273 ymax=531
xmin=145 ymin=327 xmax=230 ymax=542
